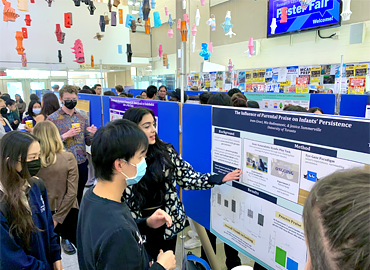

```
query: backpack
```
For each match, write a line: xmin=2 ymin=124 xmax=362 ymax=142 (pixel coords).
xmin=183 ymin=252 xmax=211 ymax=270
xmin=0 ymin=177 xmax=46 ymax=223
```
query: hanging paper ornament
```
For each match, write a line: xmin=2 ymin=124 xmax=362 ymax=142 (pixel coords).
xmin=107 ymin=0 xmax=112 ymax=12
xmin=151 ymin=0 xmax=156 ymax=9
xmin=280 ymin=7 xmax=288 ymax=23
xmin=17 ymin=0 xmax=29 ymax=12
xmin=93 ymin=33 xmax=104 ymax=40
xmin=131 ymin=20 xmax=137 ymax=32
xmin=126 ymin=44 xmax=133 ymax=62
xmin=208 ymin=42 xmax=213 ymax=53
xmin=118 ymin=45 xmax=122 ymax=54
xmin=195 ymin=9 xmax=200 ymax=26
xmin=182 ymin=0 xmax=186 ymax=9
xmin=125 ymin=14 xmax=135 ymax=28
xmin=206 ymin=14 xmax=216 ymax=31
xmin=341 ymin=0 xmax=352 ymax=21
xmin=22 ymin=27 xmax=28 ymax=39
xmin=145 ymin=18 xmax=151 ymax=34
xmin=45 ymin=0 xmax=53 ymax=8
xmin=73 ymin=0 xmax=80 ymax=6
xmin=113 ymin=0 xmax=120 ymax=8
xmin=111 ymin=11 xmax=117 ymax=26
xmin=158 ymin=45 xmax=163 ymax=57
xmin=228 ymin=59 xmax=233 ymax=73
xmin=153 ymin=11 xmax=161 ymax=27
xmin=88 ymin=1 xmax=96 ymax=15
xmin=165 ymin=6 xmax=168 ymax=16
xmin=167 ymin=29 xmax=173 ymax=38
xmin=221 ymin=11 xmax=233 ymax=33
xmin=186 ymin=22 xmax=189 ymax=41
xmin=104 ymin=13 xmax=110 ymax=25
xmin=71 ymin=39 xmax=85 ymax=63
xmin=139 ymin=2 xmax=143 ymax=19
xmin=248 ymin=38 xmax=254 ymax=55
xmin=3 ymin=1 xmax=20 ymax=22
xmin=24 ymin=14 xmax=31 ymax=25
xmin=270 ymin=18 xmax=277 ymax=35
xmin=119 ymin=9 xmax=123 ymax=24
xmin=180 ymin=21 xmax=187 ymax=42
xmin=58 ymin=50 xmax=62 ymax=63
xmin=65 ymin=13 xmax=72 ymax=28
xmin=142 ymin=0 xmax=151 ymax=21
xmin=168 ymin=14 xmax=173 ymax=28
xmin=99 ymin=16 xmax=106 ymax=32
xmin=191 ymin=25 xmax=197 ymax=53
xmin=55 ymin=24 xmax=63 ymax=42
xmin=299 ymin=0 xmax=312 ymax=10
xmin=199 ymin=43 xmax=210 ymax=60
xmin=21 ymin=53 xmax=27 ymax=67
xmin=91 ymin=55 xmax=94 ymax=67
xmin=15 ymin=31 xmax=25 ymax=55
xmin=183 ymin=13 xmax=189 ymax=25
xmin=163 ymin=53 xmax=168 ymax=66
xmin=177 ymin=18 xmax=181 ymax=29
xmin=201 ymin=0 xmax=205 ymax=6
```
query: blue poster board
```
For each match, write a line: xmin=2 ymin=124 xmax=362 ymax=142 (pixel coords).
xmin=78 ymin=94 xmax=103 ymax=128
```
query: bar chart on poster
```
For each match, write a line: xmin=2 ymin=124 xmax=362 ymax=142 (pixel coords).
xmin=210 ymin=107 xmax=370 ymax=270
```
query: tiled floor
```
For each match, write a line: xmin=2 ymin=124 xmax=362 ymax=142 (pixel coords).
xmin=59 ymin=226 xmax=256 ymax=270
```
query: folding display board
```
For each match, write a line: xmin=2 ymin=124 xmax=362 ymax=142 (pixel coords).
xmin=78 ymin=94 xmax=103 ymax=128
xmin=339 ymin=94 xmax=369 ymax=117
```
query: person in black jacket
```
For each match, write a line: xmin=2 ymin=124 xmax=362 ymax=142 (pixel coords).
xmin=0 ymin=131 xmax=62 ymax=270
xmin=77 ymin=119 xmax=176 ymax=270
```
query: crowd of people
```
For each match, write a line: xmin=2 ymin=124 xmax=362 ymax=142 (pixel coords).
xmin=0 ymin=85 xmax=368 ymax=270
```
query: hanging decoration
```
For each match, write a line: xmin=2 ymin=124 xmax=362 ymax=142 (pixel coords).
xmin=17 ymin=0 xmax=29 ymax=12
xmin=24 ymin=14 xmax=31 ymax=25
xmin=158 ymin=45 xmax=163 ymax=57
xmin=228 ymin=59 xmax=233 ymax=73
xmin=113 ymin=0 xmax=120 ymax=8
xmin=22 ymin=27 xmax=28 ymax=39
xmin=221 ymin=11 xmax=233 ymax=33
xmin=91 ymin=55 xmax=94 ymax=67
xmin=208 ymin=42 xmax=213 ymax=53
xmin=168 ymin=14 xmax=173 ymax=28
xmin=107 ymin=0 xmax=112 ymax=12
xmin=200 ymin=0 xmax=205 ymax=5
xmin=226 ymin=28 xmax=236 ymax=38
xmin=88 ymin=1 xmax=96 ymax=15
xmin=21 ymin=53 xmax=27 ymax=67
xmin=118 ymin=45 xmax=122 ymax=54
xmin=55 ymin=24 xmax=63 ymax=42
xmin=206 ymin=14 xmax=216 ymax=31
xmin=126 ymin=44 xmax=132 ymax=62
xmin=125 ymin=14 xmax=135 ymax=28
xmin=299 ymin=0 xmax=312 ymax=10
xmin=195 ymin=9 xmax=200 ymax=26
xmin=199 ymin=43 xmax=210 ymax=60
xmin=280 ymin=7 xmax=288 ymax=23
xmin=131 ymin=20 xmax=137 ymax=32
xmin=65 ymin=13 xmax=72 ymax=28
xmin=248 ymin=38 xmax=254 ymax=55
xmin=99 ymin=15 xmax=106 ymax=32
xmin=15 ymin=31 xmax=25 ymax=55
xmin=111 ymin=11 xmax=117 ymax=26
xmin=341 ymin=0 xmax=352 ymax=21
xmin=151 ymin=0 xmax=156 ymax=9
xmin=93 ymin=32 xmax=104 ymax=40
xmin=144 ymin=18 xmax=151 ymax=34
xmin=182 ymin=0 xmax=186 ymax=9
xmin=163 ymin=53 xmax=168 ymax=66
xmin=180 ymin=20 xmax=187 ymax=41
xmin=139 ymin=1 xmax=143 ymax=19
xmin=142 ymin=0 xmax=150 ymax=21
xmin=167 ymin=29 xmax=173 ymax=38
xmin=73 ymin=0 xmax=81 ymax=6
xmin=3 ymin=0 xmax=20 ymax=22
xmin=191 ymin=25 xmax=197 ymax=53
xmin=119 ymin=9 xmax=123 ymax=24
xmin=183 ymin=13 xmax=189 ymax=25
xmin=270 ymin=18 xmax=277 ymax=35
xmin=165 ymin=6 xmax=169 ymax=16
xmin=104 ymin=13 xmax=110 ymax=25
xmin=45 ymin=0 xmax=53 ymax=7
xmin=153 ymin=11 xmax=161 ymax=27
xmin=177 ymin=18 xmax=181 ymax=29
xmin=58 ymin=50 xmax=62 ymax=63
xmin=71 ymin=39 xmax=85 ymax=63
xmin=186 ymin=22 xmax=189 ymax=41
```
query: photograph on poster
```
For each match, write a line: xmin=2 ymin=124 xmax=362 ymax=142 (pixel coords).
xmin=246 ymin=152 xmax=268 ymax=173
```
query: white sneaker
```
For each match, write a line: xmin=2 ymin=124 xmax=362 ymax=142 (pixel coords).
xmin=184 ymin=237 xmax=202 ymax=249
xmin=187 ymin=230 xmax=198 ymax=238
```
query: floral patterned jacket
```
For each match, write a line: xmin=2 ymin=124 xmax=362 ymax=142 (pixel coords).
xmin=123 ymin=146 xmax=224 ymax=240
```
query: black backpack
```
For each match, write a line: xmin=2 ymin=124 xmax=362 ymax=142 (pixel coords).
xmin=0 ymin=177 xmax=46 ymax=223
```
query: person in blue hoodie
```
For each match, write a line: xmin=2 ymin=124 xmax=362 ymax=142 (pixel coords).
xmin=0 ymin=131 xmax=62 ymax=270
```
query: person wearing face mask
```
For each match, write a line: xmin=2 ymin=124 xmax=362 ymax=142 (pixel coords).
xmin=122 ymin=107 xmax=242 ymax=262
xmin=5 ymin=99 xmax=20 ymax=130
xmin=21 ymin=100 xmax=42 ymax=131
xmin=0 ymin=99 xmax=13 ymax=139
xmin=34 ymin=121 xmax=79 ymax=256
xmin=0 ymin=131 xmax=62 ymax=270
xmin=77 ymin=119 xmax=176 ymax=270
xmin=48 ymin=85 xmax=97 ymax=205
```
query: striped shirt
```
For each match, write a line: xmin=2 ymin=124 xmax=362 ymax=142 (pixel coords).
xmin=48 ymin=108 xmax=92 ymax=164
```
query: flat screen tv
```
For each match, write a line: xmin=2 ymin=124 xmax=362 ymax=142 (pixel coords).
xmin=267 ymin=0 xmax=341 ymax=38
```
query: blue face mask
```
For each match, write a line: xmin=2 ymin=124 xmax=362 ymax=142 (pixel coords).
xmin=121 ymin=158 xmax=147 ymax=186
xmin=33 ymin=108 xmax=41 ymax=115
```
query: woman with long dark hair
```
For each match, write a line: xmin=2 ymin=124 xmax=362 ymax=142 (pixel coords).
xmin=122 ymin=107 xmax=241 ymax=260
xmin=39 ymin=93 xmax=60 ymax=121
xmin=21 ymin=100 xmax=42 ymax=132
xmin=15 ymin=94 xmax=26 ymax=120
xmin=0 ymin=131 xmax=62 ymax=269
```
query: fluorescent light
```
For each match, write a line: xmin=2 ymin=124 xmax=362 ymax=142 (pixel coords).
xmin=132 ymin=10 xmax=139 ymax=14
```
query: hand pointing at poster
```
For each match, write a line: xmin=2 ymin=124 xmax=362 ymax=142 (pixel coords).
xmin=222 ymin=169 xmax=242 ymax=183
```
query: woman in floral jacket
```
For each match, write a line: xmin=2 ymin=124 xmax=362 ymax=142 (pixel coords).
xmin=122 ymin=107 xmax=241 ymax=260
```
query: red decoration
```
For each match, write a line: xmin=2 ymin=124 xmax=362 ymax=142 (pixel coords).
xmin=71 ymin=39 xmax=85 ymax=63
xmin=3 ymin=0 xmax=20 ymax=22
xmin=15 ymin=31 xmax=25 ymax=55
xmin=30 ymin=0 xmax=35 ymax=3
xmin=25 ymin=14 xmax=31 ymax=26
xmin=64 ymin=13 xmax=71 ymax=28
xmin=55 ymin=24 xmax=63 ymax=42
xmin=22 ymin=27 xmax=28 ymax=39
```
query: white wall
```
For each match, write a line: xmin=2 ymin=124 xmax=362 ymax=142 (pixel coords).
xmin=0 ymin=1 xmax=130 ymax=70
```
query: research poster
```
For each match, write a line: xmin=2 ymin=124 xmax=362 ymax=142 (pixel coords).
xmin=211 ymin=107 xmax=370 ymax=270
xmin=244 ymin=93 xmax=310 ymax=111
xmin=109 ymin=97 xmax=158 ymax=123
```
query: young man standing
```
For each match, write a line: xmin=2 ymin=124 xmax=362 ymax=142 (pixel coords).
xmin=77 ymin=119 xmax=176 ymax=270
xmin=146 ymin=85 xmax=159 ymax=100
xmin=115 ymin=85 xmax=127 ymax=97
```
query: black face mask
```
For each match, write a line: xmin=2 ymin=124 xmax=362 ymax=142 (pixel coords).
xmin=64 ymin=100 xmax=77 ymax=110
xmin=1 ymin=107 xmax=7 ymax=115
xmin=27 ymin=159 xmax=41 ymax=177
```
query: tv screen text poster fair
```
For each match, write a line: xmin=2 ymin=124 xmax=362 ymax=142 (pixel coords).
xmin=211 ymin=107 xmax=370 ymax=270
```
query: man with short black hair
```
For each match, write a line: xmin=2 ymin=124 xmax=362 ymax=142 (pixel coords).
xmin=115 ymin=85 xmax=127 ymax=97
xmin=146 ymin=85 xmax=158 ymax=100
xmin=168 ymin=88 xmax=188 ymax=103
xmin=199 ymin=92 xmax=213 ymax=104
xmin=77 ymin=119 xmax=176 ymax=270
xmin=93 ymin=84 xmax=102 ymax=96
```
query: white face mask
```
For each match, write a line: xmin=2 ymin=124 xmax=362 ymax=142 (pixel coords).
xmin=120 ymin=158 xmax=147 ymax=186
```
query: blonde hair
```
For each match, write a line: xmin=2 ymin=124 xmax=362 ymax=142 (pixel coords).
xmin=33 ymin=120 xmax=64 ymax=167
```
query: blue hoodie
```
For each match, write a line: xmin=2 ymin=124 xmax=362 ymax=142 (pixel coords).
xmin=0 ymin=183 xmax=61 ymax=270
